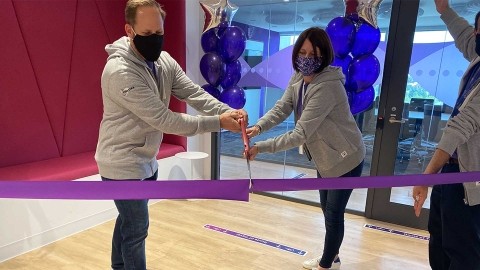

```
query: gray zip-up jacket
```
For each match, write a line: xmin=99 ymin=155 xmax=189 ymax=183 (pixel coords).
xmin=95 ymin=37 xmax=232 ymax=179
xmin=254 ymin=67 xmax=365 ymax=178
xmin=437 ymin=8 xmax=480 ymax=206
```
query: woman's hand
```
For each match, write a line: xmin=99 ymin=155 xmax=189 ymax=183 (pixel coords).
xmin=245 ymin=145 xmax=259 ymax=161
xmin=246 ymin=125 xmax=261 ymax=138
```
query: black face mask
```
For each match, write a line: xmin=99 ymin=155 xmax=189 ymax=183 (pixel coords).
xmin=476 ymin=33 xmax=480 ymax=56
xmin=132 ymin=30 xmax=164 ymax=61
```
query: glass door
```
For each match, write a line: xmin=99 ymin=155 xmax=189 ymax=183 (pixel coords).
xmin=368 ymin=0 xmax=474 ymax=229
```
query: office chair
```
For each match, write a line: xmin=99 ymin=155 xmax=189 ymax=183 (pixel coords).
xmin=397 ymin=98 xmax=437 ymax=165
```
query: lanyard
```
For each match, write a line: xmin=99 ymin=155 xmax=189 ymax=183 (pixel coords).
xmin=297 ymin=81 xmax=308 ymax=116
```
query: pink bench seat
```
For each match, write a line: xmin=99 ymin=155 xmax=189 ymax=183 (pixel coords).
xmin=0 ymin=143 xmax=185 ymax=181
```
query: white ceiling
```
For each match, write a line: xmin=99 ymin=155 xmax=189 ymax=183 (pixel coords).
xmin=231 ymin=0 xmax=480 ymax=34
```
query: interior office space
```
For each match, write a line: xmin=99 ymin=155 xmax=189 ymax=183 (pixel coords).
xmin=1 ymin=0 xmax=478 ymax=268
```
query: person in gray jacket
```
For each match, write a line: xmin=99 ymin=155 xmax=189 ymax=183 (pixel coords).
xmin=246 ymin=27 xmax=365 ymax=270
xmin=95 ymin=1 xmax=246 ymax=269
xmin=412 ymin=1 xmax=480 ymax=269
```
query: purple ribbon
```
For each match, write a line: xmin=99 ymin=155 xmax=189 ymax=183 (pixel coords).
xmin=251 ymin=171 xmax=480 ymax=192
xmin=0 ymin=172 xmax=478 ymax=200
xmin=0 ymin=180 xmax=250 ymax=201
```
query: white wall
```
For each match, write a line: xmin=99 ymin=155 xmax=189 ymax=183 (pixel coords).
xmin=0 ymin=156 xmax=201 ymax=263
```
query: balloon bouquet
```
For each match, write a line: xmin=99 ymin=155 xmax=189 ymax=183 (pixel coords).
xmin=327 ymin=0 xmax=383 ymax=115
xmin=199 ymin=0 xmax=247 ymax=109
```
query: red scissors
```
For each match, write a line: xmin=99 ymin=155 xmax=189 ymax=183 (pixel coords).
xmin=239 ymin=118 xmax=252 ymax=188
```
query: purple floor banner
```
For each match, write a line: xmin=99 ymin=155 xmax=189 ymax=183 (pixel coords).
xmin=204 ymin=224 xmax=307 ymax=255
xmin=364 ymin=224 xmax=430 ymax=241
xmin=251 ymin=171 xmax=480 ymax=192
xmin=0 ymin=180 xmax=250 ymax=201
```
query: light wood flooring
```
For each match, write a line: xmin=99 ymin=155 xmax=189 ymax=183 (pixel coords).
xmin=0 ymin=194 xmax=430 ymax=270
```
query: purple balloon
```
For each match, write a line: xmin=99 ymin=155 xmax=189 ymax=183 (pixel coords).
xmin=201 ymin=84 xmax=221 ymax=99
xmin=218 ymin=26 xmax=246 ymax=63
xmin=351 ymin=21 xmax=381 ymax=58
xmin=220 ymin=60 xmax=242 ymax=89
xmin=344 ymin=80 xmax=357 ymax=94
xmin=348 ymin=54 xmax=380 ymax=92
xmin=217 ymin=21 xmax=229 ymax=36
xmin=200 ymin=52 xmax=225 ymax=87
xmin=201 ymin=28 xmax=219 ymax=53
xmin=332 ymin=55 xmax=352 ymax=77
xmin=219 ymin=85 xmax=246 ymax=109
xmin=350 ymin=86 xmax=375 ymax=115
xmin=326 ymin=17 xmax=356 ymax=59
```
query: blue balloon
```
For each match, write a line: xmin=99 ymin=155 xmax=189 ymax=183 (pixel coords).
xmin=220 ymin=60 xmax=241 ymax=89
xmin=351 ymin=21 xmax=381 ymax=57
xmin=219 ymin=85 xmax=246 ymax=109
xmin=326 ymin=17 xmax=356 ymax=58
xmin=348 ymin=54 xmax=380 ymax=92
xmin=344 ymin=79 xmax=357 ymax=93
xmin=218 ymin=26 xmax=246 ymax=63
xmin=332 ymin=55 xmax=352 ymax=77
xmin=201 ymin=28 xmax=219 ymax=53
xmin=200 ymin=52 xmax=225 ymax=87
xmin=201 ymin=84 xmax=221 ymax=99
xmin=350 ymin=86 xmax=375 ymax=115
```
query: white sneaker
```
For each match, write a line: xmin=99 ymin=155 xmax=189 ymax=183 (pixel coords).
xmin=302 ymin=255 xmax=321 ymax=269
xmin=302 ymin=254 xmax=341 ymax=269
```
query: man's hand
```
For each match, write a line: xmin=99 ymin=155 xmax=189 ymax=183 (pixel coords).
xmin=246 ymin=145 xmax=259 ymax=161
xmin=234 ymin=109 xmax=248 ymax=125
xmin=434 ymin=0 xmax=449 ymax=14
xmin=412 ymin=185 xmax=429 ymax=217
xmin=220 ymin=111 xmax=242 ymax=132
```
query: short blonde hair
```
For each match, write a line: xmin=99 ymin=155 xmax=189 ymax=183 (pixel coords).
xmin=125 ymin=0 xmax=166 ymax=26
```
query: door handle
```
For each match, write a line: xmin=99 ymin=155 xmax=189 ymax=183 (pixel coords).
xmin=388 ymin=117 xmax=406 ymax=124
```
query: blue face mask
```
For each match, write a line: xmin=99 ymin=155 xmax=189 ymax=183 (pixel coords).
xmin=295 ymin=55 xmax=322 ymax=76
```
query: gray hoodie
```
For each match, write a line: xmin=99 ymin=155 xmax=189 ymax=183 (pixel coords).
xmin=437 ymin=8 xmax=480 ymax=206
xmin=254 ymin=67 xmax=365 ymax=178
xmin=95 ymin=37 xmax=232 ymax=179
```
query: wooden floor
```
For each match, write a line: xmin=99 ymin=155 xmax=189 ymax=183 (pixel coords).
xmin=0 ymin=194 xmax=430 ymax=270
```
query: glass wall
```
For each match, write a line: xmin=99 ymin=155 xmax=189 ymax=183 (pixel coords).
xmin=218 ymin=0 xmax=395 ymax=212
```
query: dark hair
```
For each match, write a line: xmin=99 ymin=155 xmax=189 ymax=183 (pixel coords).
xmin=475 ymin=11 xmax=480 ymax=31
xmin=291 ymin=27 xmax=334 ymax=73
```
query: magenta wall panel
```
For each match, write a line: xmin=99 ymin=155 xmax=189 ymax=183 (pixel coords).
xmin=13 ymin=0 xmax=76 ymax=154
xmin=62 ymin=0 xmax=109 ymax=156
xmin=0 ymin=0 xmax=60 ymax=167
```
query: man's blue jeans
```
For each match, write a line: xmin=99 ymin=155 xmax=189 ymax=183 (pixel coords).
xmin=428 ymin=163 xmax=480 ymax=270
xmin=102 ymin=171 xmax=158 ymax=270
xmin=317 ymin=161 xmax=364 ymax=268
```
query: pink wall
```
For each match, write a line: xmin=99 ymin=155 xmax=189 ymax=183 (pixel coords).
xmin=0 ymin=0 xmax=187 ymax=169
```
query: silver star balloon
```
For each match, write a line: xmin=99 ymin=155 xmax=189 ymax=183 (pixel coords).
xmin=357 ymin=0 xmax=383 ymax=28
xmin=200 ymin=0 xmax=238 ymax=33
